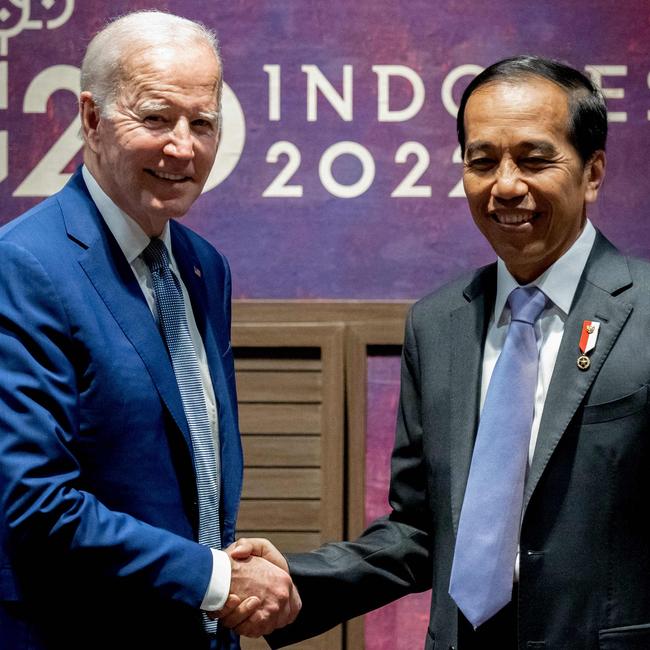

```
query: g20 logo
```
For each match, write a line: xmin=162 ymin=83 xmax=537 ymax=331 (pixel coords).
xmin=0 ymin=65 xmax=245 ymax=197
xmin=0 ymin=1 xmax=246 ymax=197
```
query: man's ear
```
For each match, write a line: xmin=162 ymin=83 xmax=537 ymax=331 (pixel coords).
xmin=79 ymin=92 xmax=102 ymax=153
xmin=584 ymin=150 xmax=606 ymax=204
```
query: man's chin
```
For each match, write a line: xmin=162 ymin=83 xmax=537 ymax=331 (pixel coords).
xmin=147 ymin=198 xmax=195 ymax=220
xmin=126 ymin=202 xmax=191 ymax=237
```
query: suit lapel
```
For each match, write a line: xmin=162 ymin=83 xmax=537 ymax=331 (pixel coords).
xmin=449 ymin=266 xmax=495 ymax=535
xmin=59 ymin=171 xmax=192 ymax=450
xmin=523 ymin=234 xmax=633 ymax=512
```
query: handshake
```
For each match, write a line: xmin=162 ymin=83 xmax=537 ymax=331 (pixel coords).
xmin=208 ymin=538 xmax=302 ymax=638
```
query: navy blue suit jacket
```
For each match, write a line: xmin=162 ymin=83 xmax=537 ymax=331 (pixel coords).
xmin=0 ymin=170 xmax=243 ymax=649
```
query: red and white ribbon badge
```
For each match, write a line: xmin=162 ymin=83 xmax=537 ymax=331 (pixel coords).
xmin=579 ymin=320 xmax=600 ymax=355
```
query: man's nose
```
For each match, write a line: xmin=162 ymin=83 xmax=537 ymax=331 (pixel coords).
xmin=163 ymin=120 xmax=194 ymax=159
xmin=491 ymin=160 xmax=527 ymax=200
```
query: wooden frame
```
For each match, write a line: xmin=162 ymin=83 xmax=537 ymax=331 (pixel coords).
xmin=344 ymin=320 xmax=408 ymax=649
xmin=232 ymin=300 xmax=412 ymax=649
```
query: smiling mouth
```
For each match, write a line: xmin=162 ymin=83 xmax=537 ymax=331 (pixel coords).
xmin=490 ymin=211 xmax=539 ymax=225
xmin=145 ymin=169 xmax=191 ymax=182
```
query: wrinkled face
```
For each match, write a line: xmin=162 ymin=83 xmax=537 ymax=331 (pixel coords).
xmin=462 ymin=77 xmax=605 ymax=283
xmin=83 ymin=42 xmax=221 ymax=236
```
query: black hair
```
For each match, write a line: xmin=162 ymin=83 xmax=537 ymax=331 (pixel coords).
xmin=456 ymin=55 xmax=607 ymax=164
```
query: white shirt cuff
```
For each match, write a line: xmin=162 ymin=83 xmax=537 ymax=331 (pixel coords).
xmin=200 ymin=548 xmax=231 ymax=611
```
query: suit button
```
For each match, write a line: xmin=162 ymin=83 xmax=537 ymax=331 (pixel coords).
xmin=448 ymin=646 xmax=455 ymax=650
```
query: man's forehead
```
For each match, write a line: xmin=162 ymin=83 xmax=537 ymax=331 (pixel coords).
xmin=113 ymin=46 xmax=221 ymax=107
xmin=467 ymin=76 xmax=569 ymax=108
xmin=464 ymin=77 xmax=570 ymax=138
xmin=119 ymin=40 xmax=221 ymax=82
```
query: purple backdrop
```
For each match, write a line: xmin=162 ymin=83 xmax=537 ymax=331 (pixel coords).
xmin=1 ymin=0 xmax=649 ymax=300
xmin=1 ymin=2 xmax=649 ymax=647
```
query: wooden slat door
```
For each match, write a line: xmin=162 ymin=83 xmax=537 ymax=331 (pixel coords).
xmin=233 ymin=323 xmax=345 ymax=650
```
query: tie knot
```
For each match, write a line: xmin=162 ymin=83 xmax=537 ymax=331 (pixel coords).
xmin=142 ymin=238 xmax=169 ymax=273
xmin=508 ymin=286 xmax=546 ymax=325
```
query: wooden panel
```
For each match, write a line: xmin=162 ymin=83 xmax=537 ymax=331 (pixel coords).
xmin=231 ymin=317 xmax=351 ymax=650
xmin=233 ymin=300 xmax=412 ymax=324
xmin=237 ymin=500 xmax=321 ymax=530
xmin=236 ymin=357 xmax=322 ymax=371
xmin=241 ymin=629 xmax=340 ymax=650
xmin=346 ymin=324 xmax=406 ymax=540
xmin=233 ymin=323 xmax=345 ymax=348
xmin=240 ymin=638 xmax=269 ymax=650
xmin=236 ymin=371 xmax=322 ymax=403
xmin=232 ymin=531 xmax=322 ymax=554
xmin=242 ymin=436 xmax=320 ymax=467
xmin=318 ymin=330 xmax=345 ymax=543
xmin=242 ymin=469 xmax=320 ymax=499
xmin=344 ymin=322 xmax=407 ymax=650
xmin=239 ymin=403 xmax=321 ymax=434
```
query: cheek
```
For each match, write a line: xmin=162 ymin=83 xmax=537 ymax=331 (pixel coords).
xmin=464 ymin=185 xmax=490 ymax=218
xmin=196 ymin=143 xmax=218 ymax=168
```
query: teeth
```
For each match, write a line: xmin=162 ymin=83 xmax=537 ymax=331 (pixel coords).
xmin=492 ymin=212 xmax=535 ymax=225
xmin=152 ymin=171 xmax=186 ymax=181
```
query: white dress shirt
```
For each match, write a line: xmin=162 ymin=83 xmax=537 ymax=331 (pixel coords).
xmin=82 ymin=166 xmax=230 ymax=611
xmin=480 ymin=219 xmax=597 ymax=578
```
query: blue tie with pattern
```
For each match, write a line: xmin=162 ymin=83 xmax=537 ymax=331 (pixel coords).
xmin=142 ymin=238 xmax=221 ymax=634
xmin=449 ymin=286 xmax=547 ymax=628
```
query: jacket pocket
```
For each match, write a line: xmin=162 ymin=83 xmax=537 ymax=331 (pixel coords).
xmin=581 ymin=385 xmax=648 ymax=425
xmin=599 ymin=622 xmax=650 ymax=649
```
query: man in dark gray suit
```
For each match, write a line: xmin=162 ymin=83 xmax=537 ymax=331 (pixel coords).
xmin=219 ymin=56 xmax=650 ymax=649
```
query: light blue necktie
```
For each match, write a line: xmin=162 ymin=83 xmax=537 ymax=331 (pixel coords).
xmin=142 ymin=239 xmax=221 ymax=634
xmin=449 ymin=286 xmax=546 ymax=628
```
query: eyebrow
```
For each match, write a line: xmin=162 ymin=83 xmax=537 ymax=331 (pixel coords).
xmin=465 ymin=139 xmax=559 ymax=157
xmin=137 ymin=102 xmax=219 ymax=125
xmin=465 ymin=141 xmax=492 ymax=158
xmin=521 ymin=141 xmax=559 ymax=156
xmin=198 ymin=110 xmax=220 ymax=124
xmin=138 ymin=101 xmax=169 ymax=113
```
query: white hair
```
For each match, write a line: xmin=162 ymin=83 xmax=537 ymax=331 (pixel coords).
xmin=80 ymin=11 xmax=222 ymax=116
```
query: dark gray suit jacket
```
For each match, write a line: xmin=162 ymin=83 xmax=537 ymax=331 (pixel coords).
xmin=270 ymin=232 xmax=650 ymax=650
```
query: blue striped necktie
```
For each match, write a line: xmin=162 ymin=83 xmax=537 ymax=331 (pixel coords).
xmin=449 ymin=286 xmax=546 ymax=628
xmin=142 ymin=238 xmax=221 ymax=634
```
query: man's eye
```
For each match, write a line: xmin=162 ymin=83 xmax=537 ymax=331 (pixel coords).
xmin=192 ymin=119 xmax=213 ymax=130
xmin=521 ymin=157 xmax=550 ymax=167
xmin=467 ymin=158 xmax=495 ymax=170
xmin=143 ymin=115 xmax=164 ymax=124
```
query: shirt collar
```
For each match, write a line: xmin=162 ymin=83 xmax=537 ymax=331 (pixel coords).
xmin=82 ymin=165 xmax=172 ymax=264
xmin=493 ymin=219 xmax=597 ymax=324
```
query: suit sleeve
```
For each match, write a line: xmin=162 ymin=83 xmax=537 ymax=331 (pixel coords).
xmin=0 ymin=241 xmax=212 ymax=607
xmin=268 ymin=307 xmax=433 ymax=647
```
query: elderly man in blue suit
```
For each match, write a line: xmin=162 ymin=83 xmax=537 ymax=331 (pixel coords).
xmin=0 ymin=11 xmax=299 ymax=650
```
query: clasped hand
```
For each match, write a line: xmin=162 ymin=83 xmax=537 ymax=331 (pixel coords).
xmin=209 ymin=538 xmax=301 ymax=637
